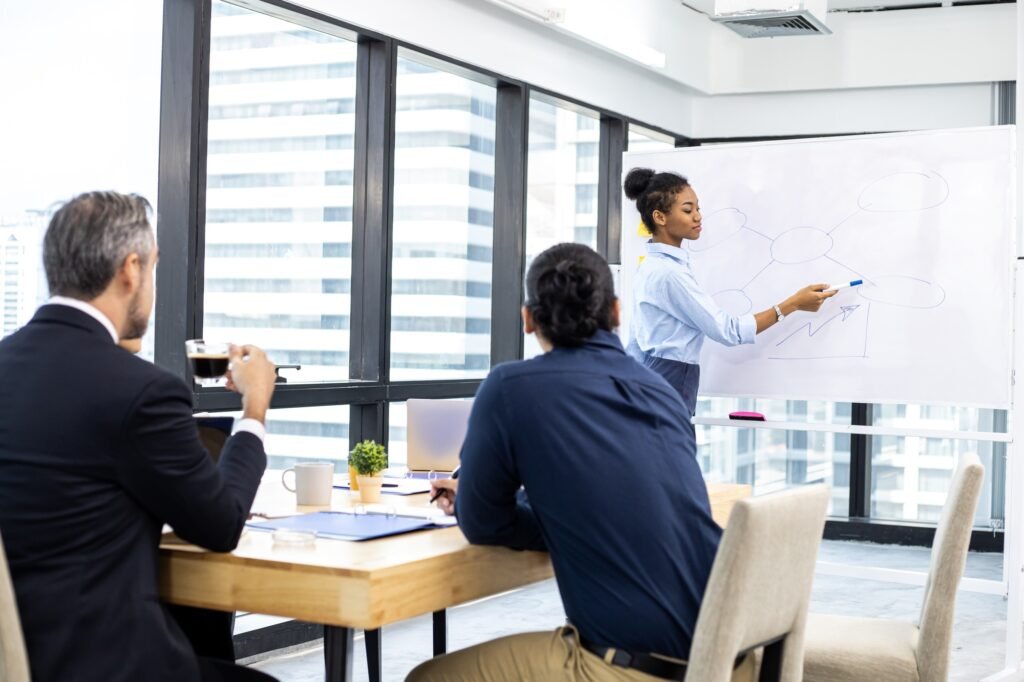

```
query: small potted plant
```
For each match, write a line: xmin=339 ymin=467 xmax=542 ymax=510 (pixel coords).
xmin=348 ymin=440 xmax=388 ymax=503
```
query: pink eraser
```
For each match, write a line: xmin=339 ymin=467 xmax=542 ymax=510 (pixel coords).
xmin=729 ymin=411 xmax=766 ymax=421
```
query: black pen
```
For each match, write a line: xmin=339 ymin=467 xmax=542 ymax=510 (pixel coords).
xmin=428 ymin=466 xmax=460 ymax=504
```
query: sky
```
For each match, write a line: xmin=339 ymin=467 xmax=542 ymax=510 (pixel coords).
xmin=0 ymin=0 xmax=164 ymax=220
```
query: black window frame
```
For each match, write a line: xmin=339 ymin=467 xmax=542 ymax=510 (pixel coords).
xmin=157 ymin=0 xmax=1000 ymax=553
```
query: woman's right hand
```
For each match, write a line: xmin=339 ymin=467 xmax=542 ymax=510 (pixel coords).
xmin=785 ymin=284 xmax=836 ymax=313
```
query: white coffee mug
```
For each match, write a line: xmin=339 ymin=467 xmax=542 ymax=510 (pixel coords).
xmin=282 ymin=462 xmax=335 ymax=506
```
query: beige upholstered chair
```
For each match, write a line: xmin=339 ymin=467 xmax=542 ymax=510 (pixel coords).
xmin=686 ymin=484 xmax=831 ymax=682
xmin=802 ymin=452 xmax=984 ymax=682
xmin=0 ymin=532 xmax=30 ymax=681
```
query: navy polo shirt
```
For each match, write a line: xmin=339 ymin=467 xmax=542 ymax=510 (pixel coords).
xmin=455 ymin=329 xmax=722 ymax=660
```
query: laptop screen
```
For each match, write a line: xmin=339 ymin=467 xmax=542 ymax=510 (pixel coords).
xmin=405 ymin=399 xmax=473 ymax=473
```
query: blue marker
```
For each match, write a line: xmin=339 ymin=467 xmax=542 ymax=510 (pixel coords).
xmin=827 ymin=279 xmax=863 ymax=292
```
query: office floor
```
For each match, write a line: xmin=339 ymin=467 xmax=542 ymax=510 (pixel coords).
xmin=242 ymin=540 xmax=1008 ymax=682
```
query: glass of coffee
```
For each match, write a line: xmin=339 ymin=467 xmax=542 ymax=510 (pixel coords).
xmin=185 ymin=339 xmax=230 ymax=387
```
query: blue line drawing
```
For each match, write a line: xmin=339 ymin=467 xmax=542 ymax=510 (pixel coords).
xmin=768 ymin=304 xmax=871 ymax=360
xmin=695 ymin=169 xmax=949 ymax=360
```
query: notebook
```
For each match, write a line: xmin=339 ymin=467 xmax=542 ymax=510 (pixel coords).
xmin=334 ymin=476 xmax=433 ymax=495
xmin=246 ymin=511 xmax=441 ymax=541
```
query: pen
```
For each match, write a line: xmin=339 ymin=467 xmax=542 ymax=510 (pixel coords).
xmin=428 ymin=466 xmax=460 ymax=504
xmin=826 ymin=279 xmax=863 ymax=291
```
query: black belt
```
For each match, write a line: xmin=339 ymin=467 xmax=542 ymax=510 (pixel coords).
xmin=577 ymin=637 xmax=688 ymax=681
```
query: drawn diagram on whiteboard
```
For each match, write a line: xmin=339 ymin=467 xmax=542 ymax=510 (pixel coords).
xmin=690 ymin=171 xmax=949 ymax=360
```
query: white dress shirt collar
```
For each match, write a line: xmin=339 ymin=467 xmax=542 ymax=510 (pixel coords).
xmin=47 ymin=296 xmax=119 ymax=344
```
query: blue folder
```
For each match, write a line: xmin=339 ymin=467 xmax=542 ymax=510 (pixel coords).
xmin=247 ymin=511 xmax=438 ymax=541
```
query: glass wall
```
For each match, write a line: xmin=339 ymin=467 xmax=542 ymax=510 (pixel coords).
xmin=0 ymin=0 xmax=162 ymax=358
xmin=143 ymin=0 xmax=1007 ymax=539
xmin=203 ymin=1 xmax=357 ymax=383
xmin=871 ymin=403 xmax=1004 ymax=526
xmin=523 ymin=97 xmax=600 ymax=358
xmin=696 ymin=397 xmax=852 ymax=516
xmin=390 ymin=52 xmax=497 ymax=381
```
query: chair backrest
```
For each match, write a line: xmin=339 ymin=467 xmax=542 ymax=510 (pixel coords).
xmin=0 ymin=532 xmax=30 ymax=681
xmin=916 ymin=453 xmax=984 ymax=682
xmin=687 ymin=484 xmax=830 ymax=682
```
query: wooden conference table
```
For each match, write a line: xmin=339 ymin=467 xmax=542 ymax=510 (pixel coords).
xmin=159 ymin=475 xmax=751 ymax=681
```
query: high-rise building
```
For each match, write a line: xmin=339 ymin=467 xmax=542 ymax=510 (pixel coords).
xmin=0 ymin=213 xmax=45 ymax=337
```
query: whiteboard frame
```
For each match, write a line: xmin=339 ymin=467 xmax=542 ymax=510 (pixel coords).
xmin=620 ymin=125 xmax=1017 ymax=411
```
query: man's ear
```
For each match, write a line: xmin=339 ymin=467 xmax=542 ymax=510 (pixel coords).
xmin=610 ymin=298 xmax=621 ymax=329
xmin=522 ymin=306 xmax=535 ymax=335
xmin=119 ymin=253 xmax=143 ymax=292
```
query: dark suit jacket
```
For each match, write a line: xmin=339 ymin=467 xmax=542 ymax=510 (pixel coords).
xmin=0 ymin=305 xmax=267 ymax=682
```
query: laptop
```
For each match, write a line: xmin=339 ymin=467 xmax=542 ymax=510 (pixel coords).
xmin=406 ymin=399 xmax=473 ymax=473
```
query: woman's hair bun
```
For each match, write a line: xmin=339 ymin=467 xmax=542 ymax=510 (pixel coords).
xmin=623 ymin=167 xmax=655 ymax=200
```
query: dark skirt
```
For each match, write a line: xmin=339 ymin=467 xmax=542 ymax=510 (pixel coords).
xmin=642 ymin=355 xmax=701 ymax=420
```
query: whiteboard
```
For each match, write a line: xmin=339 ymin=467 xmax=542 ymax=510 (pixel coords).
xmin=620 ymin=127 xmax=1015 ymax=408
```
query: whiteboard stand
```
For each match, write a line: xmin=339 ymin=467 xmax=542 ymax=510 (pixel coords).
xmin=986 ymin=7 xmax=1024 ymax=674
xmin=981 ymin=263 xmax=1024 ymax=682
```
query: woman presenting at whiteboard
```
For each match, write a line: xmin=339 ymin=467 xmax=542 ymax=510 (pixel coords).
xmin=624 ymin=167 xmax=836 ymax=418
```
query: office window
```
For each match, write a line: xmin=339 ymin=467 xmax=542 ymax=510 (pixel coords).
xmin=0 ymin=0 xmax=161 ymax=357
xmin=390 ymin=51 xmax=496 ymax=380
xmin=696 ymin=397 xmax=851 ymax=516
xmin=870 ymin=403 xmax=1003 ymax=528
xmin=627 ymin=123 xmax=676 ymax=152
xmin=219 ymin=406 xmax=349 ymax=470
xmin=203 ymin=1 xmax=356 ymax=382
xmin=388 ymin=403 xmax=410 ymax=469
xmin=524 ymin=97 xmax=600 ymax=358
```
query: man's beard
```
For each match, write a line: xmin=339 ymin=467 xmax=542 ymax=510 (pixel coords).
xmin=122 ymin=291 xmax=150 ymax=341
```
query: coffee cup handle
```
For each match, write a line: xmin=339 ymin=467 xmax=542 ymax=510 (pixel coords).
xmin=282 ymin=468 xmax=296 ymax=493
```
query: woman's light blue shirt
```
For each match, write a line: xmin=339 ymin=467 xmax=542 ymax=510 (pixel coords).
xmin=627 ymin=241 xmax=756 ymax=364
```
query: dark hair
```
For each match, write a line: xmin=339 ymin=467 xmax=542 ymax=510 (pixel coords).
xmin=623 ymin=167 xmax=689 ymax=235
xmin=43 ymin=191 xmax=154 ymax=299
xmin=524 ymin=243 xmax=615 ymax=348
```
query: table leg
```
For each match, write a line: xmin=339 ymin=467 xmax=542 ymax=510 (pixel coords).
xmin=365 ymin=628 xmax=382 ymax=682
xmin=324 ymin=626 xmax=353 ymax=681
xmin=432 ymin=609 xmax=447 ymax=657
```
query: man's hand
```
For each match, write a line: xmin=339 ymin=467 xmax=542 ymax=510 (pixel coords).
xmin=225 ymin=344 xmax=276 ymax=423
xmin=429 ymin=479 xmax=458 ymax=516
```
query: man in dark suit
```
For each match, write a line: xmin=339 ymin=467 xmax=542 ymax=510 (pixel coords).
xmin=0 ymin=192 xmax=278 ymax=681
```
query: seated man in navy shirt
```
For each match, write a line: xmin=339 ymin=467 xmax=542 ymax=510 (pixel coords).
xmin=409 ymin=244 xmax=752 ymax=681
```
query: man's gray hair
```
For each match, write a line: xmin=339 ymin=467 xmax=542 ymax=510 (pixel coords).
xmin=43 ymin=191 xmax=154 ymax=300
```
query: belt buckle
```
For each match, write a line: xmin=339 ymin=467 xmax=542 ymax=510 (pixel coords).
xmin=610 ymin=649 xmax=633 ymax=668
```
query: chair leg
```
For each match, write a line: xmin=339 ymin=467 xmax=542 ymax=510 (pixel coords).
xmin=758 ymin=637 xmax=785 ymax=682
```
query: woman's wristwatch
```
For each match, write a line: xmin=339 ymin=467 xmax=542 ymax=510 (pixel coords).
xmin=773 ymin=304 xmax=785 ymax=322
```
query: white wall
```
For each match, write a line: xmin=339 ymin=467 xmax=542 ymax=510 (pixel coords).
xmin=692 ymin=83 xmax=998 ymax=138
xmin=291 ymin=0 xmax=700 ymax=134
xmin=709 ymin=5 xmax=1014 ymax=94
xmin=290 ymin=0 xmax=1010 ymax=139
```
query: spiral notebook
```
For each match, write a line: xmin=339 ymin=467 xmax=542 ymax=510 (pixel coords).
xmin=246 ymin=511 xmax=440 ymax=541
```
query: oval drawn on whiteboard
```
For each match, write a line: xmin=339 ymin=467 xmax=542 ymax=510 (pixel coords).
xmin=857 ymin=172 xmax=949 ymax=212
xmin=691 ymin=208 xmax=746 ymax=253
xmin=770 ymin=227 xmax=833 ymax=264
xmin=857 ymin=275 xmax=945 ymax=309
xmin=712 ymin=289 xmax=753 ymax=316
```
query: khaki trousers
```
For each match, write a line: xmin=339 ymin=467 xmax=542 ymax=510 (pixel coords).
xmin=406 ymin=626 xmax=756 ymax=682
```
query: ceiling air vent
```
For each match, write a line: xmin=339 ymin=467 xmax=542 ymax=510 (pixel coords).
xmin=712 ymin=0 xmax=831 ymax=37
